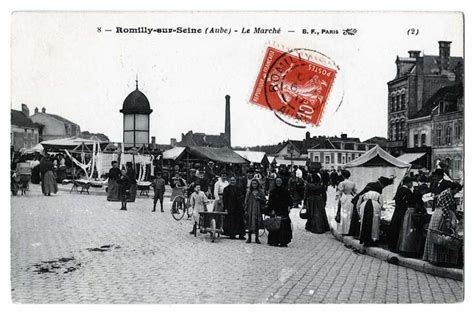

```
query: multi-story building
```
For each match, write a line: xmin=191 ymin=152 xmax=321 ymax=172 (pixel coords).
xmin=307 ymin=134 xmax=377 ymax=170
xmin=429 ymin=83 xmax=463 ymax=181
xmin=387 ymin=41 xmax=463 ymax=157
xmin=29 ymin=106 xmax=81 ymax=141
xmin=10 ymin=104 xmax=41 ymax=151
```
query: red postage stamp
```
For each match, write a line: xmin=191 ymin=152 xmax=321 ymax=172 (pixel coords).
xmin=249 ymin=47 xmax=337 ymax=126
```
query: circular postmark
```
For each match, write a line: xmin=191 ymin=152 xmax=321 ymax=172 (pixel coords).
xmin=261 ymin=47 xmax=341 ymax=128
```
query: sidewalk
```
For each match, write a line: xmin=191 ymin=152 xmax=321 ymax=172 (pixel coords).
xmin=330 ymin=227 xmax=463 ymax=281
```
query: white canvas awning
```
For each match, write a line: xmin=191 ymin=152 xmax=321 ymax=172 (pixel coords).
xmin=397 ymin=152 xmax=426 ymax=164
xmin=235 ymin=150 xmax=269 ymax=164
xmin=275 ymin=158 xmax=307 ymax=167
xmin=344 ymin=146 xmax=411 ymax=201
xmin=162 ymin=147 xmax=186 ymax=160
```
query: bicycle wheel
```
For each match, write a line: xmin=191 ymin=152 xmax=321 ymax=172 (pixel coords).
xmin=171 ymin=196 xmax=186 ymax=221
xmin=210 ymin=219 xmax=216 ymax=242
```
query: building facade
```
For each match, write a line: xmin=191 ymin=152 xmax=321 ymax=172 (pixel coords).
xmin=11 ymin=104 xmax=40 ymax=151
xmin=387 ymin=41 xmax=463 ymax=157
xmin=307 ymin=136 xmax=376 ymax=170
xmin=30 ymin=106 xmax=81 ymax=141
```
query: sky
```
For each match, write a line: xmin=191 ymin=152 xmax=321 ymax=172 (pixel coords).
xmin=11 ymin=12 xmax=463 ymax=147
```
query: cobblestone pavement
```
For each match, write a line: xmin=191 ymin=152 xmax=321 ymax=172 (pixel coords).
xmin=11 ymin=184 xmax=463 ymax=303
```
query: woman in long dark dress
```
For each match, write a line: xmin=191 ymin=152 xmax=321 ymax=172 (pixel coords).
xmin=107 ymin=161 xmax=121 ymax=201
xmin=244 ymin=178 xmax=266 ymax=244
xmin=223 ymin=176 xmax=246 ymax=240
xmin=387 ymin=177 xmax=413 ymax=252
xmin=304 ymin=174 xmax=330 ymax=234
xmin=397 ymin=186 xmax=429 ymax=257
xmin=40 ymin=156 xmax=58 ymax=196
xmin=267 ymin=177 xmax=293 ymax=247
xmin=125 ymin=162 xmax=137 ymax=202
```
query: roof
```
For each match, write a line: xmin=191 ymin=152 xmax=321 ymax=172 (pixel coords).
xmin=412 ymin=83 xmax=463 ymax=119
xmin=11 ymin=110 xmax=38 ymax=129
xmin=235 ymin=150 xmax=269 ymax=164
xmin=187 ymin=146 xmax=248 ymax=164
xmin=178 ymin=131 xmax=229 ymax=147
xmin=41 ymin=137 xmax=107 ymax=150
xmin=344 ymin=145 xmax=410 ymax=168
xmin=121 ymin=87 xmax=153 ymax=115
xmin=48 ymin=113 xmax=78 ymax=126
xmin=397 ymin=152 xmax=426 ymax=164
xmin=391 ymin=54 xmax=463 ymax=82
xmin=163 ymin=147 xmax=186 ymax=160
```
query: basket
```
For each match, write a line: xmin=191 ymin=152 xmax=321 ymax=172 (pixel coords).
xmin=299 ymin=208 xmax=308 ymax=220
xmin=263 ymin=216 xmax=281 ymax=232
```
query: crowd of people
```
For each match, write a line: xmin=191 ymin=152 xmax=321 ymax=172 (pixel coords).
xmin=333 ymin=168 xmax=463 ymax=268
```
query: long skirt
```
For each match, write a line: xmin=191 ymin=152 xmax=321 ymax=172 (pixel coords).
xmin=337 ymin=194 xmax=353 ymax=235
xmin=359 ymin=199 xmax=381 ymax=245
xmin=41 ymin=171 xmax=58 ymax=195
xmin=127 ymin=183 xmax=137 ymax=202
xmin=386 ymin=205 xmax=408 ymax=251
xmin=268 ymin=217 xmax=292 ymax=246
xmin=107 ymin=179 xmax=120 ymax=201
xmin=422 ymin=208 xmax=459 ymax=266
xmin=223 ymin=207 xmax=245 ymax=237
xmin=397 ymin=208 xmax=426 ymax=257
xmin=305 ymin=195 xmax=330 ymax=234
xmin=246 ymin=206 xmax=263 ymax=233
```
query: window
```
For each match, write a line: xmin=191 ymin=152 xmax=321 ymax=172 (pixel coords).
xmin=325 ymin=156 xmax=330 ymax=165
xmin=396 ymin=95 xmax=400 ymax=111
xmin=352 ymin=153 xmax=355 ymax=160
xmin=391 ymin=96 xmax=396 ymax=112
xmin=314 ymin=155 xmax=320 ymax=162
xmin=342 ymin=155 xmax=346 ymax=164
xmin=454 ymin=121 xmax=462 ymax=143
xmin=445 ymin=124 xmax=452 ymax=145
xmin=435 ymin=125 xmax=442 ymax=146
xmin=337 ymin=153 xmax=342 ymax=164
xmin=401 ymin=93 xmax=406 ymax=109
xmin=421 ymin=133 xmax=426 ymax=147
xmin=330 ymin=153 xmax=334 ymax=164
xmin=413 ymin=133 xmax=419 ymax=147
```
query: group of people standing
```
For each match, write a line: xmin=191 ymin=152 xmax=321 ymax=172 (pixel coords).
xmin=107 ymin=161 xmax=138 ymax=210
xmin=186 ymin=173 xmax=294 ymax=247
xmin=334 ymin=167 xmax=463 ymax=268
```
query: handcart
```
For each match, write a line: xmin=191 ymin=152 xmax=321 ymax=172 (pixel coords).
xmin=13 ymin=163 xmax=32 ymax=196
xmin=198 ymin=211 xmax=227 ymax=242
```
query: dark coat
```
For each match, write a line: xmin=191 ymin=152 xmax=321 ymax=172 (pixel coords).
xmin=387 ymin=185 xmax=413 ymax=251
xmin=222 ymin=184 xmax=245 ymax=237
xmin=267 ymin=186 xmax=293 ymax=245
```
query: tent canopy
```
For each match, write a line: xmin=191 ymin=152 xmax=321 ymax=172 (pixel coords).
xmin=163 ymin=146 xmax=248 ymax=164
xmin=187 ymin=146 xmax=248 ymax=164
xmin=345 ymin=145 xmax=410 ymax=168
xmin=275 ymin=158 xmax=307 ymax=167
xmin=397 ymin=152 xmax=426 ymax=164
xmin=41 ymin=137 xmax=108 ymax=151
xmin=163 ymin=147 xmax=187 ymax=161
xmin=344 ymin=145 xmax=411 ymax=202
xmin=235 ymin=150 xmax=269 ymax=164
xmin=20 ymin=143 xmax=44 ymax=154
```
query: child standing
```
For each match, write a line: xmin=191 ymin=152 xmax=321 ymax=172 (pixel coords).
xmin=189 ymin=184 xmax=208 ymax=235
xmin=152 ymin=172 xmax=166 ymax=212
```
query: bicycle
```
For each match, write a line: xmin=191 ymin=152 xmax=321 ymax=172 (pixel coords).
xmin=170 ymin=186 xmax=192 ymax=221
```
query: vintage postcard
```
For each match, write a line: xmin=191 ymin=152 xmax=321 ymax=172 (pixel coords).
xmin=10 ymin=11 xmax=464 ymax=303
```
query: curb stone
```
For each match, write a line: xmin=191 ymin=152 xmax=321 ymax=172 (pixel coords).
xmin=330 ymin=227 xmax=463 ymax=281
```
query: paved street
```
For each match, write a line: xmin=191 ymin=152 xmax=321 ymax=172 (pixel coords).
xmin=11 ymin=184 xmax=463 ymax=303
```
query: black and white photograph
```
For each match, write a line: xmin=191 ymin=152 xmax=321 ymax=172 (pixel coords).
xmin=8 ymin=10 xmax=465 ymax=304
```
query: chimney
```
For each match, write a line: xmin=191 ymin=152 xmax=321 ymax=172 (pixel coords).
xmin=408 ymin=50 xmax=421 ymax=58
xmin=438 ymin=41 xmax=452 ymax=71
xmin=34 ymin=107 xmax=39 ymax=114
xmin=225 ymin=95 xmax=231 ymax=147
xmin=151 ymin=136 xmax=156 ymax=145
xmin=170 ymin=138 xmax=177 ymax=147
xmin=305 ymin=131 xmax=310 ymax=141
xmin=21 ymin=104 xmax=29 ymax=117
xmin=41 ymin=107 xmax=46 ymax=113
xmin=341 ymin=133 xmax=347 ymax=140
